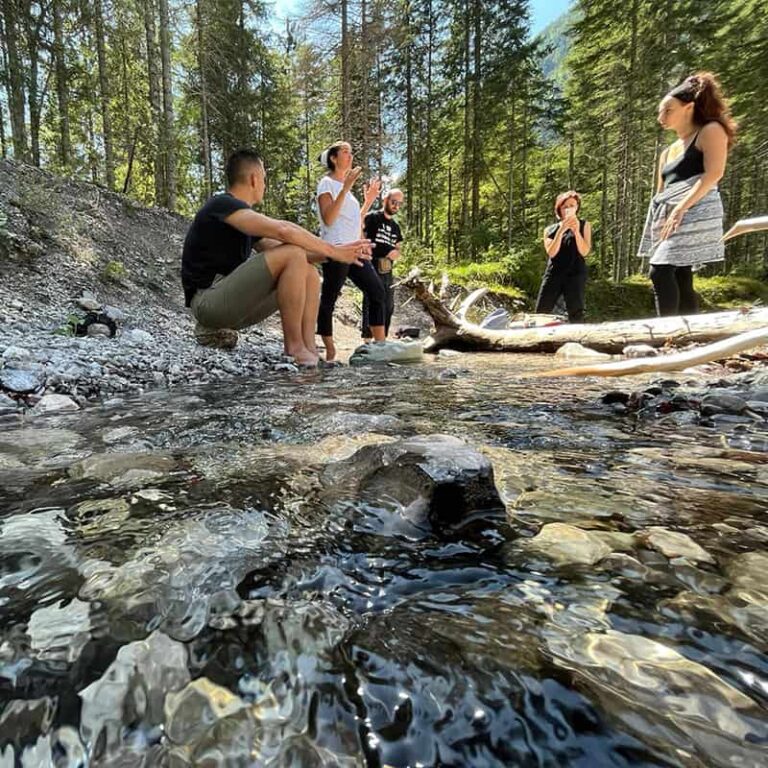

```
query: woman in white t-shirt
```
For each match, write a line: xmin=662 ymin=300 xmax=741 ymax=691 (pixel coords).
xmin=316 ymin=141 xmax=385 ymax=362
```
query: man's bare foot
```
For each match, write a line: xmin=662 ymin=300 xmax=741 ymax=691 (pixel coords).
xmin=324 ymin=338 xmax=337 ymax=362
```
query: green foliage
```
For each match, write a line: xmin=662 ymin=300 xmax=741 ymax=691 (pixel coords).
xmin=695 ymin=276 xmax=768 ymax=308
xmin=101 ymin=259 xmax=127 ymax=283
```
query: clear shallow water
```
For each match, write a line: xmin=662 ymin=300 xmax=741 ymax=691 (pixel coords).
xmin=0 ymin=354 xmax=767 ymax=767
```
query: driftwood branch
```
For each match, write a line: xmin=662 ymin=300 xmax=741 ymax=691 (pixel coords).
xmin=401 ymin=275 xmax=768 ymax=355
xmin=535 ymin=327 xmax=768 ymax=377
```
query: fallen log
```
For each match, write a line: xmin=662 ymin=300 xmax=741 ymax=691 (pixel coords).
xmin=534 ymin=327 xmax=768 ymax=378
xmin=402 ymin=275 xmax=768 ymax=354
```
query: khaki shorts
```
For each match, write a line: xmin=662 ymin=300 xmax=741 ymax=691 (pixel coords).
xmin=190 ymin=252 xmax=279 ymax=330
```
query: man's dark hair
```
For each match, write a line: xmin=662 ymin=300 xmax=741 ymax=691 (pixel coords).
xmin=226 ymin=148 xmax=263 ymax=187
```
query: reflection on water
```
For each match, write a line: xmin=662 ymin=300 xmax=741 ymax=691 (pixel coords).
xmin=0 ymin=354 xmax=767 ymax=766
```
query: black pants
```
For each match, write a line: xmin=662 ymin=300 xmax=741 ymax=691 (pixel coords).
xmin=317 ymin=260 xmax=386 ymax=337
xmin=362 ymin=271 xmax=394 ymax=337
xmin=650 ymin=265 xmax=698 ymax=316
xmin=535 ymin=264 xmax=587 ymax=323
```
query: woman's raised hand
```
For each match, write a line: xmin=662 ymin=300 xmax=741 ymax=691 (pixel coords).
xmin=343 ymin=166 xmax=363 ymax=191
xmin=364 ymin=177 xmax=382 ymax=205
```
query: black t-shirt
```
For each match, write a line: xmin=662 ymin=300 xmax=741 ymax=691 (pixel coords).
xmin=181 ymin=193 xmax=260 ymax=306
xmin=544 ymin=219 xmax=586 ymax=271
xmin=364 ymin=211 xmax=403 ymax=261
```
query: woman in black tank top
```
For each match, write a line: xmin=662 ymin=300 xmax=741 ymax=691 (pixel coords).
xmin=535 ymin=191 xmax=592 ymax=323
xmin=648 ymin=72 xmax=736 ymax=316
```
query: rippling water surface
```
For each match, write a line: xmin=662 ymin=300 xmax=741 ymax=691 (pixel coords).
xmin=1 ymin=354 xmax=767 ymax=767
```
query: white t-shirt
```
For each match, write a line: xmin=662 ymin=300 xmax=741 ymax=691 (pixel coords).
xmin=316 ymin=176 xmax=361 ymax=245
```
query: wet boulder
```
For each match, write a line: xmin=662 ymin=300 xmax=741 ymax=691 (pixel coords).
xmin=638 ymin=527 xmax=715 ymax=565
xmin=700 ymin=393 xmax=749 ymax=417
xmin=349 ymin=340 xmax=424 ymax=365
xmin=164 ymin=678 xmax=257 ymax=765
xmin=79 ymin=631 xmax=190 ymax=757
xmin=320 ymin=434 xmax=504 ymax=530
xmin=526 ymin=523 xmax=612 ymax=566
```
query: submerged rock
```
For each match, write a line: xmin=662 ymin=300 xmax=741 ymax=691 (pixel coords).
xmin=27 ymin=598 xmax=92 ymax=664
xmin=79 ymin=631 xmax=190 ymax=756
xmin=349 ymin=339 xmax=424 ymax=365
xmin=639 ymin=527 xmax=715 ymax=564
xmin=0 ymin=697 xmax=56 ymax=749
xmin=32 ymin=393 xmax=79 ymax=414
xmin=526 ymin=523 xmax=612 ymax=566
xmin=320 ymin=434 xmax=504 ymax=530
xmin=548 ymin=630 xmax=768 ymax=766
xmin=68 ymin=451 xmax=176 ymax=486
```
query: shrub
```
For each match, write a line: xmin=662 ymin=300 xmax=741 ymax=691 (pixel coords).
xmin=101 ymin=259 xmax=127 ymax=283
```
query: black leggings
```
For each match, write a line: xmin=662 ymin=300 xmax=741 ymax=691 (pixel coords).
xmin=535 ymin=266 xmax=587 ymax=323
xmin=362 ymin=271 xmax=394 ymax=338
xmin=317 ymin=260 xmax=386 ymax=337
xmin=650 ymin=265 xmax=698 ymax=316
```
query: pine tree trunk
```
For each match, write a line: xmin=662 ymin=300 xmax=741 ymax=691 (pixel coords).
xmin=405 ymin=1 xmax=414 ymax=229
xmin=506 ymin=98 xmax=515 ymax=249
xmin=52 ymin=0 xmax=71 ymax=168
xmin=26 ymin=7 xmax=46 ymax=167
xmin=1 ymin=0 xmax=29 ymax=162
xmin=196 ymin=0 xmax=212 ymax=199
xmin=425 ymin=0 xmax=433 ymax=248
xmin=341 ymin=0 xmax=350 ymax=137
xmin=159 ymin=0 xmax=176 ymax=210
xmin=144 ymin=0 xmax=164 ymax=204
xmin=470 ymin=0 xmax=481 ymax=243
xmin=461 ymin=0 xmax=471 ymax=235
xmin=0 ymin=14 xmax=7 ymax=157
xmin=94 ymin=0 xmax=115 ymax=188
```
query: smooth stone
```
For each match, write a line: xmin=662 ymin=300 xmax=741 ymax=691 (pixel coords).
xmin=640 ymin=527 xmax=715 ymax=564
xmin=79 ymin=631 xmax=190 ymax=753
xmin=76 ymin=294 xmax=101 ymax=311
xmin=622 ymin=344 xmax=659 ymax=358
xmin=438 ymin=349 xmax=463 ymax=358
xmin=273 ymin=362 xmax=300 ymax=373
xmin=32 ymin=394 xmax=79 ymax=414
xmin=1 ymin=345 xmax=31 ymax=362
xmin=591 ymin=530 xmax=637 ymax=552
xmin=0 ymin=393 xmax=19 ymax=412
xmin=349 ymin=339 xmax=424 ymax=365
xmin=725 ymin=551 xmax=768 ymax=602
xmin=547 ymin=629 xmax=767 ymax=765
xmin=0 ymin=367 xmax=43 ymax=393
xmin=86 ymin=323 xmax=112 ymax=338
xmin=27 ymin=598 xmax=92 ymax=663
xmin=68 ymin=451 xmax=176 ymax=485
xmin=700 ymin=393 xmax=748 ymax=416
xmin=554 ymin=342 xmax=611 ymax=360
xmin=102 ymin=426 xmax=139 ymax=444
xmin=526 ymin=523 xmax=612 ymax=566
xmin=103 ymin=305 xmax=127 ymax=322
xmin=164 ymin=677 xmax=253 ymax=745
xmin=122 ymin=328 xmax=155 ymax=346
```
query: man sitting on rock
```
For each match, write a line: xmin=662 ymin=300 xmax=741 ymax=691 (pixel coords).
xmin=181 ymin=148 xmax=372 ymax=367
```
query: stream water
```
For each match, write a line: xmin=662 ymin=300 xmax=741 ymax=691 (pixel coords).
xmin=0 ymin=354 xmax=766 ymax=767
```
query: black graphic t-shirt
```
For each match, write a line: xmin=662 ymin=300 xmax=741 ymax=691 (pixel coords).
xmin=364 ymin=211 xmax=403 ymax=262
xmin=181 ymin=193 xmax=261 ymax=306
